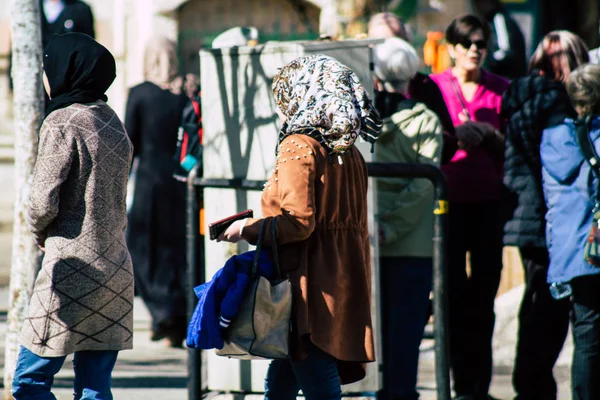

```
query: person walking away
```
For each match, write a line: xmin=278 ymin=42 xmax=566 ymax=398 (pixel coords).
xmin=11 ymin=33 xmax=133 ymax=399
xmin=218 ymin=54 xmax=381 ymax=399
xmin=372 ymin=37 xmax=443 ymax=400
xmin=472 ymin=0 xmax=527 ymax=80
xmin=430 ymin=14 xmax=509 ymax=400
xmin=502 ymin=30 xmax=589 ymax=400
xmin=125 ymin=37 xmax=189 ymax=347
xmin=541 ymin=63 xmax=600 ymax=400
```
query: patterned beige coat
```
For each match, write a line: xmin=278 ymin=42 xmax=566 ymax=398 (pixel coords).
xmin=22 ymin=101 xmax=134 ymax=357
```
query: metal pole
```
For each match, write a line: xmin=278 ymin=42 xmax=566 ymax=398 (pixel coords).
xmin=367 ymin=163 xmax=451 ymax=400
xmin=430 ymin=173 xmax=451 ymax=400
xmin=186 ymin=165 xmax=202 ymax=400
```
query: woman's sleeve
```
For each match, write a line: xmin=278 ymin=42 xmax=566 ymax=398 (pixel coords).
xmin=124 ymin=87 xmax=141 ymax=158
xmin=27 ymin=125 xmax=75 ymax=245
xmin=241 ymin=136 xmax=317 ymax=246
xmin=423 ymin=74 xmax=457 ymax=164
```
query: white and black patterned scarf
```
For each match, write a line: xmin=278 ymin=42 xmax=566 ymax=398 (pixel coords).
xmin=272 ymin=55 xmax=382 ymax=158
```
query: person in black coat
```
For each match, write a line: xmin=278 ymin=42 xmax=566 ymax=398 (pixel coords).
xmin=501 ymin=30 xmax=589 ymax=400
xmin=125 ymin=37 xmax=188 ymax=347
xmin=40 ymin=0 xmax=95 ymax=48
xmin=9 ymin=0 xmax=95 ymax=92
xmin=473 ymin=0 xmax=527 ymax=80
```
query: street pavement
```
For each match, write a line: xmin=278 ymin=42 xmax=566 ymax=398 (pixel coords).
xmin=0 ymin=285 xmax=572 ymax=400
xmin=0 ymin=287 xmax=188 ymax=399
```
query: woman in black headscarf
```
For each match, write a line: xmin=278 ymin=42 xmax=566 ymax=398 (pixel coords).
xmin=125 ymin=38 xmax=189 ymax=347
xmin=42 ymin=32 xmax=114 ymax=117
xmin=12 ymin=33 xmax=133 ymax=399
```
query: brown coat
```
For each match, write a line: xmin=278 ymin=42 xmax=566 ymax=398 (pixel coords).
xmin=241 ymin=134 xmax=375 ymax=384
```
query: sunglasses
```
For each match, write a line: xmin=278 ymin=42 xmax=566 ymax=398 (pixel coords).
xmin=458 ymin=38 xmax=487 ymax=50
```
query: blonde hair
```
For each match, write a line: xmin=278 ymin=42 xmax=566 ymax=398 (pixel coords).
xmin=367 ymin=12 xmax=413 ymax=42
xmin=566 ymin=64 xmax=600 ymax=116
xmin=529 ymin=30 xmax=589 ymax=84
xmin=373 ymin=38 xmax=419 ymax=93
xmin=144 ymin=37 xmax=182 ymax=94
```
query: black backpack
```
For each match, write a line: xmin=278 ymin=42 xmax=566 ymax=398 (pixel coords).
xmin=173 ymin=93 xmax=203 ymax=181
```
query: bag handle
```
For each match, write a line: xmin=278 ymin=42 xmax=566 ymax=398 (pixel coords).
xmin=252 ymin=220 xmax=267 ymax=278
xmin=270 ymin=218 xmax=282 ymax=279
xmin=574 ymin=116 xmax=600 ymax=200
xmin=251 ymin=217 xmax=282 ymax=279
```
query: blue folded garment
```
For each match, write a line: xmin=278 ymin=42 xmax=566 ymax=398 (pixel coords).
xmin=186 ymin=249 xmax=274 ymax=349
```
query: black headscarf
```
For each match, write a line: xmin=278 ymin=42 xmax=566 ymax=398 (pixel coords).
xmin=43 ymin=32 xmax=116 ymax=118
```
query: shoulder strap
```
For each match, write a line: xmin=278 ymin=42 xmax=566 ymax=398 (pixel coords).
xmin=449 ymin=78 xmax=471 ymax=120
xmin=574 ymin=116 xmax=600 ymax=198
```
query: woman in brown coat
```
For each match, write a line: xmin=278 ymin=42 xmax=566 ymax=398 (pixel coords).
xmin=219 ymin=55 xmax=381 ymax=398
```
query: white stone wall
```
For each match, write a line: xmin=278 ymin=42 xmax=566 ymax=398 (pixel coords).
xmin=0 ymin=0 xmax=13 ymax=137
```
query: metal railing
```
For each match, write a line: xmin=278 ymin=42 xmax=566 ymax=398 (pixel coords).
xmin=185 ymin=162 xmax=450 ymax=400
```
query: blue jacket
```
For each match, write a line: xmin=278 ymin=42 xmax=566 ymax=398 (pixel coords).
xmin=186 ymin=250 xmax=274 ymax=349
xmin=541 ymin=117 xmax=600 ymax=283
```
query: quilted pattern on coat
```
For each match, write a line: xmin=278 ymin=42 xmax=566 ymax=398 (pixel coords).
xmin=22 ymin=101 xmax=134 ymax=357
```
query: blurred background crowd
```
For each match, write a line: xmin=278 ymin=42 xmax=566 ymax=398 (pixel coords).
xmin=1 ymin=0 xmax=599 ymax=134
xmin=3 ymin=1 xmax=600 ymax=399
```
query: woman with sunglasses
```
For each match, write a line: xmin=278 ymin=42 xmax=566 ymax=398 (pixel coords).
xmin=430 ymin=14 xmax=510 ymax=400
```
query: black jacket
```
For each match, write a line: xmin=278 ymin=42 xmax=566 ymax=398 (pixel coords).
xmin=501 ymin=73 xmax=576 ymax=248
xmin=9 ymin=1 xmax=94 ymax=92
xmin=409 ymin=72 xmax=457 ymax=165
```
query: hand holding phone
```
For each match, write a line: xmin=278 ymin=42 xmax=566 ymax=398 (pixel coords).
xmin=209 ymin=209 xmax=253 ymax=241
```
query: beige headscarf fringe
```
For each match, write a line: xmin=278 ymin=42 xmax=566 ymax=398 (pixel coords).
xmin=144 ymin=37 xmax=183 ymax=95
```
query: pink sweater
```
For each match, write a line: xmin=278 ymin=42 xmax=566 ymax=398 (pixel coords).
xmin=430 ymin=69 xmax=509 ymax=203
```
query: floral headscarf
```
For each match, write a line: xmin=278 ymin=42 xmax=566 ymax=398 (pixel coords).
xmin=272 ymin=55 xmax=382 ymax=156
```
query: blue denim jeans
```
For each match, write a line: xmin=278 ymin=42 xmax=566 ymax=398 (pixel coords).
xmin=264 ymin=341 xmax=342 ymax=400
xmin=379 ymin=257 xmax=433 ymax=400
xmin=12 ymin=345 xmax=119 ymax=400
xmin=571 ymin=275 xmax=600 ymax=400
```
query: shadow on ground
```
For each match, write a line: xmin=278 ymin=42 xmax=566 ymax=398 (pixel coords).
xmin=53 ymin=376 xmax=188 ymax=389
xmin=0 ymin=373 xmax=188 ymax=390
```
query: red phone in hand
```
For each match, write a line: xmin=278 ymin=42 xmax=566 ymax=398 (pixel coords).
xmin=208 ymin=209 xmax=253 ymax=240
